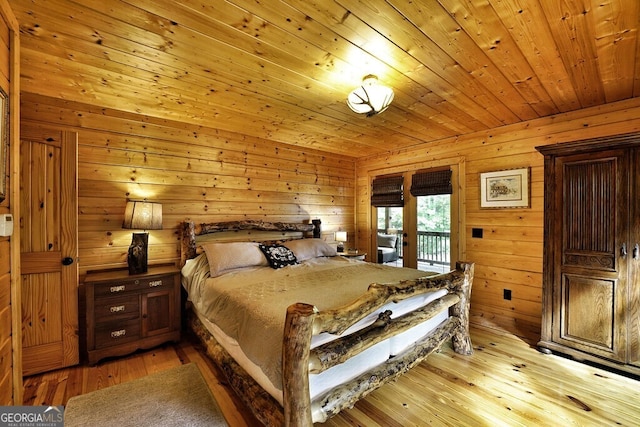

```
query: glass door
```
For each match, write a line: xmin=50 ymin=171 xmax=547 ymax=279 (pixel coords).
xmin=376 ymin=206 xmax=403 ymax=266
xmin=404 ymin=167 xmax=457 ymax=271
xmin=371 ymin=167 xmax=459 ymax=271
xmin=415 ymin=194 xmax=451 ymax=273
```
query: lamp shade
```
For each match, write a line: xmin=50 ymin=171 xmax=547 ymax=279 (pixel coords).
xmin=346 ymin=75 xmax=394 ymax=117
xmin=335 ymin=231 xmax=347 ymax=242
xmin=122 ymin=201 xmax=163 ymax=230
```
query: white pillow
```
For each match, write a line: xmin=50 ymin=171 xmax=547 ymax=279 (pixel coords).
xmin=284 ymin=239 xmax=337 ymax=262
xmin=181 ymin=253 xmax=210 ymax=300
xmin=202 ymin=242 xmax=268 ymax=277
xmin=377 ymin=233 xmax=397 ymax=248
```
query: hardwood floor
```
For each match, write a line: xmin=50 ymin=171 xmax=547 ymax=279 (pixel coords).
xmin=23 ymin=325 xmax=640 ymax=426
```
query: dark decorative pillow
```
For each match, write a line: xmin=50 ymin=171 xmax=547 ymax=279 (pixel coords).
xmin=258 ymin=243 xmax=298 ymax=269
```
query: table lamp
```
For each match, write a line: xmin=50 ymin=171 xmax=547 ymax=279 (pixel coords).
xmin=335 ymin=231 xmax=347 ymax=253
xmin=122 ymin=201 xmax=162 ymax=275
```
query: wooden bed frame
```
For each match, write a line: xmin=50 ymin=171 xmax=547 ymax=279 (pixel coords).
xmin=180 ymin=220 xmax=474 ymax=426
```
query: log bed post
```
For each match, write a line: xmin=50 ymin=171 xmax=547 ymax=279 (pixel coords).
xmin=451 ymin=261 xmax=474 ymax=355
xmin=282 ymin=303 xmax=317 ymax=426
xmin=180 ymin=221 xmax=197 ymax=266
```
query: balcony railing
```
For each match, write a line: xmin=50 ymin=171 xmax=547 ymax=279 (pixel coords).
xmin=417 ymin=230 xmax=450 ymax=266
xmin=378 ymin=229 xmax=450 ymax=266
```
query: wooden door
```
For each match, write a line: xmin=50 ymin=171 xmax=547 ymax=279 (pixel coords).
xmin=20 ymin=127 xmax=78 ymax=375
xmin=551 ymin=149 xmax=629 ymax=362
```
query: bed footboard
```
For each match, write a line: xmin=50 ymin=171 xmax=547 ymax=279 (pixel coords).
xmin=282 ymin=261 xmax=474 ymax=425
xmin=187 ymin=309 xmax=286 ymax=427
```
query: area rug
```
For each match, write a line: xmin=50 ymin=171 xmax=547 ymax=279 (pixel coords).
xmin=65 ymin=363 xmax=228 ymax=426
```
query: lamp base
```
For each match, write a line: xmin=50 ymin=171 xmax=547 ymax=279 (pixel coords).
xmin=337 ymin=242 xmax=344 ymax=253
xmin=127 ymin=232 xmax=149 ymax=275
xmin=312 ymin=219 xmax=321 ymax=239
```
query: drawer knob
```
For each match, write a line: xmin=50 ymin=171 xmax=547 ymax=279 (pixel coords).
xmin=110 ymin=329 xmax=126 ymax=338
xmin=110 ymin=305 xmax=126 ymax=313
xmin=149 ymin=279 xmax=163 ymax=287
xmin=110 ymin=285 xmax=126 ymax=293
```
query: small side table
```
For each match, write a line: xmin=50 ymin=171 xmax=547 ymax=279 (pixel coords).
xmin=79 ymin=265 xmax=181 ymax=365
xmin=339 ymin=251 xmax=367 ymax=261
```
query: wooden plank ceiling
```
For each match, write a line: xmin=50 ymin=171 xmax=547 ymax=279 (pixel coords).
xmin=10 ymin=0 xmax=640 ymax=157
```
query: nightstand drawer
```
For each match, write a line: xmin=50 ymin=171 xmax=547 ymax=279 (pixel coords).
xmin=93 ymin=275 xmax=172 ymax=297
xmin=94 ymin=320 xmax=141 ymax=349
xmin=94 ymin=295 xmax=140 ymax=323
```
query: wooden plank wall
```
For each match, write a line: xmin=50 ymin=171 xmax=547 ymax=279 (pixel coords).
xmin=0 ymin=1 xmax=12 ymax=405
xmin=20 ymin=93 xmax=355 ymax=275
xmin=356 ymin=97 xmax=640 ymax=340
xmin=18 ymin=89 xmax=640 ymax=343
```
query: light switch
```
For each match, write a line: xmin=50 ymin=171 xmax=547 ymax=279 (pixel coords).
xmin=0 ymin=214 xmax=13 ymax=236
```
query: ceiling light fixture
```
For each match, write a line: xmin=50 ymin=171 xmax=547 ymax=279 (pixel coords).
xmin=346 ymin=74 xmax=394 ymax=117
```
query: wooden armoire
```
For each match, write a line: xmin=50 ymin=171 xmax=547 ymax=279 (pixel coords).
xmin=536 ymin=133 xmax=640 ymax=376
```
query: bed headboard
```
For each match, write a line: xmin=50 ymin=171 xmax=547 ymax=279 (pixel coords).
xmin=180 ymin=220 xmax=316 ymax=266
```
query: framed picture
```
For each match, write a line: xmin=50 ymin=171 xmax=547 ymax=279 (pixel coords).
xmin=0 ymin=87 xmax=7 ymax=203
xmin=480 ymin=167 xmax=530 ymax=208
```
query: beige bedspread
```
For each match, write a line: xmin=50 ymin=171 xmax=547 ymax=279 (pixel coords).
xmin=186 ymin=256 xmax=435 ymax=390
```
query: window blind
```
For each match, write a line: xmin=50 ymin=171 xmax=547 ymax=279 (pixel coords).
xmin=371 ymin=176 xmax=404 ymax=207
xmin=410 ymin=169 xmax=452 ymax=196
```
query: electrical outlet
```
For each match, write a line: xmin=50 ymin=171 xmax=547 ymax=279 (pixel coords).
xmin=503 ymin=289 xmax=512 ymax=300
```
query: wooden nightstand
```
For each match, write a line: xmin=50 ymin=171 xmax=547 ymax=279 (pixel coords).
xmin=79 ymin=265 xmax=181 ymax=365
xmin=339 ymin=251 xmax=367 ymax=261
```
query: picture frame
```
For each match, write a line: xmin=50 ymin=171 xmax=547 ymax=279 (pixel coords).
xmin=480 ymin=167 xmax=530 ymax=209
xmin=0 ymin=87 xmax=7 ymax=203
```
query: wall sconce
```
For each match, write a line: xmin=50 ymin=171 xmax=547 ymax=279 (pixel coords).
xmin=346 ymin=74 xmax=394 ymax=117
xmin=122 ymin=201 xmax=163 ymax=275
xmin=335 ymin=231 xmax=347 ymax=253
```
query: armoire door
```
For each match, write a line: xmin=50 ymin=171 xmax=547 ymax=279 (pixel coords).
xmin=20 ymin=126 xmax=78 ymax=375
xmin=629 ymin=148 xmax=640 ymax=368
xmin=551 ymin=149 xmax=629 ymax=362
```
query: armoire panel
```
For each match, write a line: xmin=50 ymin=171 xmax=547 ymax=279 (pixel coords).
xmin=561 ymin=274 xmax=614 ymax=352
xmin=562 ymin=158 xmax=616 ymax=270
